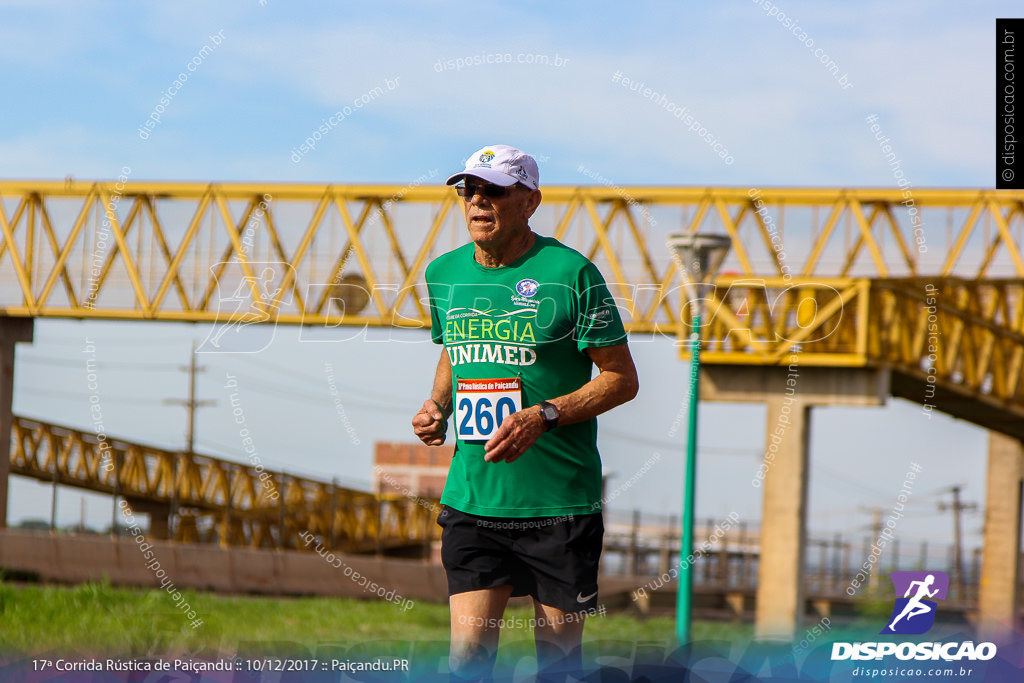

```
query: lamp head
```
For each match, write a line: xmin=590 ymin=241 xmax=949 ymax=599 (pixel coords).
xmin=666 ymin=232 xmax=732 ymax=284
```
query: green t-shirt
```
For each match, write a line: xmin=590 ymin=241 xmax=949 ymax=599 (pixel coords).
xmin=426 ymin=234 xmax=627 ymax=518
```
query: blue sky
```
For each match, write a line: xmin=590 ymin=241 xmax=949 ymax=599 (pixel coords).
xmin=1 ymin=1 xmax=1011 ymax=560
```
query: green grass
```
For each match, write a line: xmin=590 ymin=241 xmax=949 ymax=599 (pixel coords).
xmin=0 ymin=581 xmax=751 ymax=658
xmin=4 ymin=579 xmax=916 ymax=681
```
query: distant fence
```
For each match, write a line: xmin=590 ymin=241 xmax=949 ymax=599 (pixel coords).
xmin=601 ymin=509 xmax=985 ymax=604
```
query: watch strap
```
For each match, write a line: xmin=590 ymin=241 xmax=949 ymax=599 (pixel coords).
xmin=537 ymin=400 xmax=559 ymax=431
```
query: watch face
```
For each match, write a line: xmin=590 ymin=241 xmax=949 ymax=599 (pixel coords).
xmin=541 ymin=403 xmax=558 ymax=422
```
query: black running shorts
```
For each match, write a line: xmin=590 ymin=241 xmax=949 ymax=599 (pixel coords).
xmin=437 ymin=505 xmax=604 ymax=613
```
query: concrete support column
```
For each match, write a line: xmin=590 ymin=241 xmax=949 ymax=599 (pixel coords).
xmin=702 ymin=364 xmax=888 ymax=641
xmin=0 ymin=317 xmax=34 ymax=529
xmin=978 ymin=431 xmax=1023 ymax=638
xmin=128 ymin=499 xmax=171 ymax=540
xmin=755 ymin=397 xmax=810 ymax=639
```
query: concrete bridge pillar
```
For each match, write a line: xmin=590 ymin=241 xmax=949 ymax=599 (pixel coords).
xmin=978 ymin=431 xmax=1023 ymax=638
xmin=0 ymin=318 xmax=34 ymax=529
xmin=701 ymin=363 xmax=889 ymax=640
xmin=126 ymin=499 xmax=172 ymax=540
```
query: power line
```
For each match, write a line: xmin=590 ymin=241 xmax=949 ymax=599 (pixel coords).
xmin=814 ymin=462 xmax=897 ymax=501
xmin=17 ymin=387 xmax=167 ymax=406
xmin=216 ymin=371 xmax=411 ymax=415
xmin=193 ymin=436 xmax=371 ymax=489
xmin=28 ymin=335 xmax=189 ymax=348
xmin=600 ymin=428 xmax=758 ymax=456
xmin=18 ymin=355 xmax=182 ymax=371
xmin=226 ymin=354 xmax=412 ymax=404
xmin=228 ymin=354 xmax=325 ymax=389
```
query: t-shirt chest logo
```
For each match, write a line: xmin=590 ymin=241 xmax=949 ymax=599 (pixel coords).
xmin=512 ymin=278 xmax=541 ymax=309
xmin=515 ymin=279 xmax=539 ymax=297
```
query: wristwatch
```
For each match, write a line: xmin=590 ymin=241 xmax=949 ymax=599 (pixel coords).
xmin=536 ymin=401 xmax=560 ymax=431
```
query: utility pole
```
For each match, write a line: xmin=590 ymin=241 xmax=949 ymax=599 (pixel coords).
xmin=165 ymin=342 xmax=215 ymax=454
xmin=859 ymin=506 xmax=885 ymax=593
xmin=938 ymin=486 xmax=978 ymax=602
xmin=163 ymin=341 xmax=215 ymax=534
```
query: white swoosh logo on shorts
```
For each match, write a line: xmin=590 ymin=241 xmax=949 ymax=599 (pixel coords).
xmin=576 ymin=590 xmax=598 ymax=603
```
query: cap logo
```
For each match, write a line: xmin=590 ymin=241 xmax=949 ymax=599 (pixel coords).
xmin=479 ymin=151 xmax=495 ymax=163
xmin=514 ymin=166 xmax=528 ymax=180
xmin=515 ymin=279 xmax=539 ymax=297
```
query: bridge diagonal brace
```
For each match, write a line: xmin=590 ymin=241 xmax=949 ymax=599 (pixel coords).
xmin=986 ymin=200 xmax=1024 ymax=276
xmin=143 ymin=196 xmax=193 ymax=314
xmin=151 ymin=192 xmax=212 ymax=313
xmin=287 ymin=193 xmax=332 ymax=315
xmin=880 ymin=203 xmax=917 ymax=274
xmin=714 ymin=198 xmax=754 ymax=275
xmin=35 ymin=195 xmax=83 ymax=310
xmin=333 ymin=196 xmax=390 ymax=319
xmin=844 ymin=201 xmax=889 ymax=277
xmin=620 ymin=203 xmax=677 ymax=325
xmin=260 ymin=197 xmax=309 ymax=314
xmin=552 ymin=194 xmax=582 ymax=242
xmin=941 ymin=198 xmax=984 ymax=276
xmin=392 ymin=196 xmax=456 ymax=323
xmin=314 ymin=199 xmax=377 ymax=315
xmin=0 ymin=197 xmax=38 ymax=313
xmin=747 ymin=199 xmax=790 ymax=279
xmin=86 ymin=193 xmax=144 ymax=311
xmin=378 ymin=203 xmax=426 ymax=319
xmin=801 ymin=199 xmax=847 ymax=277
xmin=196 ymin=195 xmax=262 ymax=312
xmin=0 ymin=195 xmax=28 ymax=264
xmin=210 ymin=194 xmax=265 ymax=314
xmin=582 ymin=196 xmax=634 ymax=306
xmin=98 ymin=188 xmax=151 ymax=314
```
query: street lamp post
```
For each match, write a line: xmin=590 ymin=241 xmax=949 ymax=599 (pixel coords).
xmin=666 ymin=232 xmax=731 ymax=644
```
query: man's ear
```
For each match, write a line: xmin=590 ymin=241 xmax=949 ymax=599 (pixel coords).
xmin=524 ymin=189 xmax=542 ymax=219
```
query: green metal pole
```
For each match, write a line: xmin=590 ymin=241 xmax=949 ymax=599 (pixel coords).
xmin=676 ymin=314 xmax=702 ymax=644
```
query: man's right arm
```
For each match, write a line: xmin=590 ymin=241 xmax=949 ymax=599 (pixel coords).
xmin=412 ymin=347 xmax=452 ymax=446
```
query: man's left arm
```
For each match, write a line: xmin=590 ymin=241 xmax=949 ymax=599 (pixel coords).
xmin=483 ymin=343 xmax=638 ymax=463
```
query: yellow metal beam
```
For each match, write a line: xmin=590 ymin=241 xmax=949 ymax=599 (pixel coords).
xmin=9 ymin=416 xmax=440 ymax=552
xmin=3 ymin=182 xmax=1023 ymax=328
xmin=2 ymin=180 xmax=1024 ymax=420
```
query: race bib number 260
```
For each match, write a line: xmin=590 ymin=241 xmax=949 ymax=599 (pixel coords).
xmin=455 ymin=377 xmax=522 ymax=441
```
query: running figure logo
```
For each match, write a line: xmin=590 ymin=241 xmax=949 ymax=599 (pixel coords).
xmin=198 ymin=263 xmax=293 ymax=354
xmin=881 ymin=571 xmax=949 ymax=635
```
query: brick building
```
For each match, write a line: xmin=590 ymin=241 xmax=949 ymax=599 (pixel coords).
xmin=373 ymin=441 xmax=453 ymax=499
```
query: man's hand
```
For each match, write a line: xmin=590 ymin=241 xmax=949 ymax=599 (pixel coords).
xmin=412 ymin=399 xmax=448 ymax=446
xmin=483 ymin=407 xmax=545 ymax=464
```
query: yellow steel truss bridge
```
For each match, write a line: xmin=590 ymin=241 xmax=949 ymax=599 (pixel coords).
xmin=9 ymin=415 xmax=439 ymax=552
xmin=0 ymin=181 xmax=1021 ymax=434
xmin=1 ymin=181 xmax=1023 ymax=636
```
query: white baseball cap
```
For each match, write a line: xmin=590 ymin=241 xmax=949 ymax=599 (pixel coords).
xmin=446 ymin=144 xmax=540 ymax=190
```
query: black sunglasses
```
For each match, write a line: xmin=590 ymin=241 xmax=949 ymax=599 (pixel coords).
xmin=455 ymin=182 xmax=525 ymax=199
